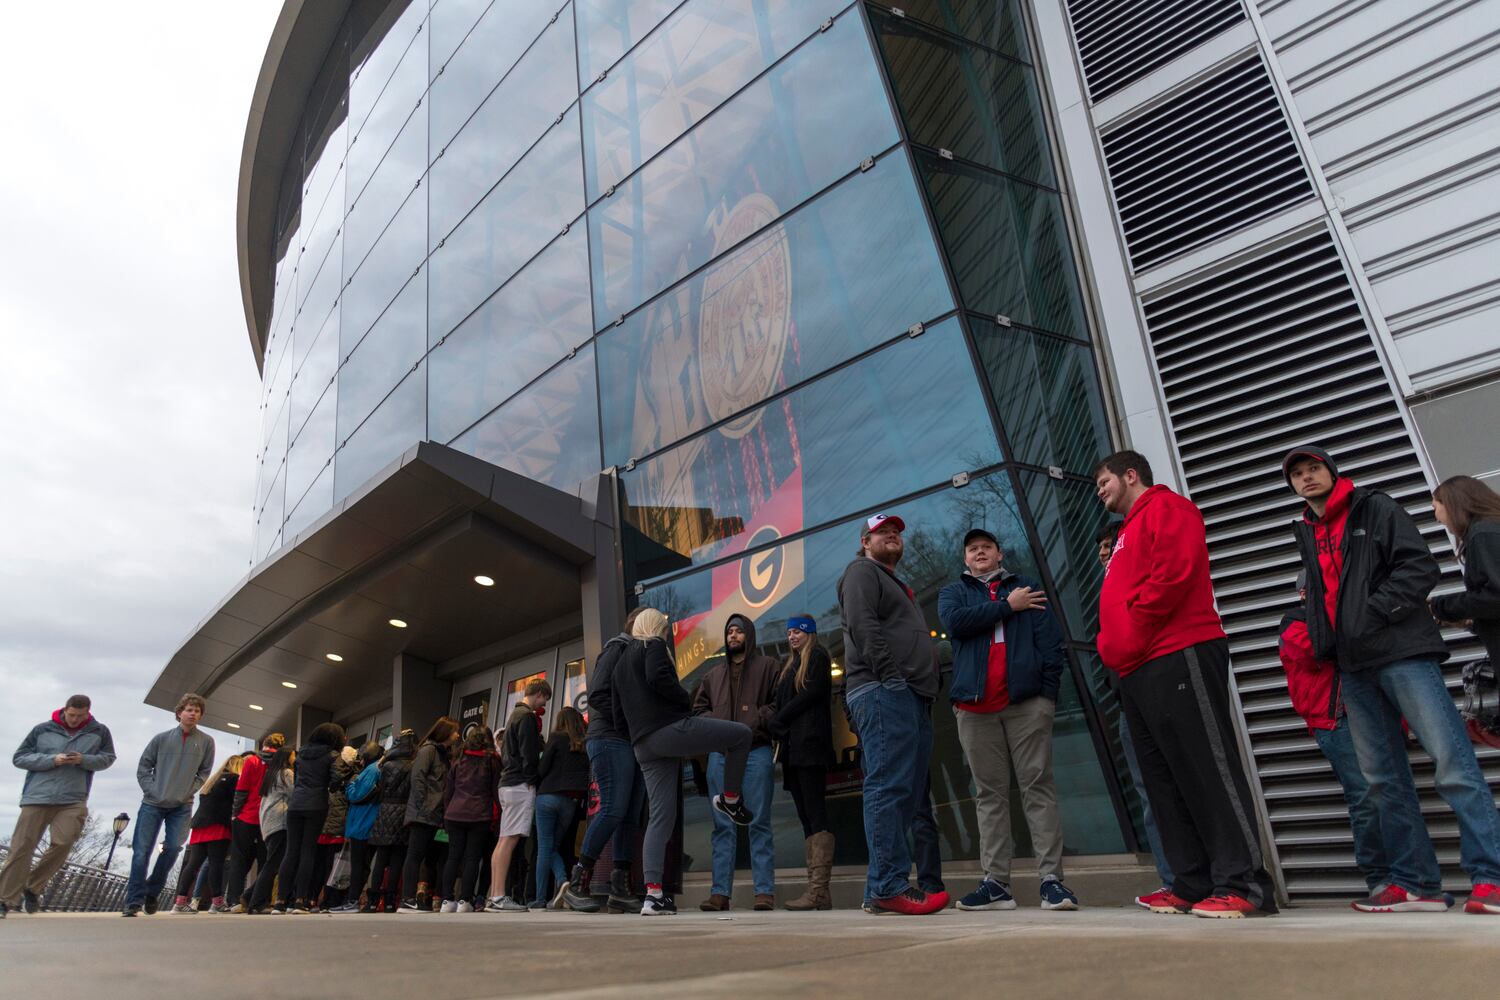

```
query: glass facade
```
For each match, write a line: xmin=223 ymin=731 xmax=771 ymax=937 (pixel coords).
xmin=251 ymin=0 xmax=1137 ymax=874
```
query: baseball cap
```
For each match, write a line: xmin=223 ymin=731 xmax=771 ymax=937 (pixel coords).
xmin=862 ymin=513 xmax=905 ymax=536
xmin=962 ymin=528 xmax=998 ymax=548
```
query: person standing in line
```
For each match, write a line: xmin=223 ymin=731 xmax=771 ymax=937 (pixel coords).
xmin=1277 ymin=577 xmax=1391 ymax=895
xmin=332 ymin=741 xmax=385 ymax=913
xmin=693 ymin=614 xmax=780 ymax=912
xmin=838 ymin=513 xmax=949 ymax=916
xmin=534 ymin=706 xmax=590 ymax=909
xmin=1285 ymin=447 xmax=1500 ymax=915
xmin=440 ymin=726 xmax=500 ymax=913
xmin=616 ymin=608 xmax=755 ymax=916
xmin=564 ymin=610 xmax=645 ymax=913
xmin=123 ymin=693 xmax=215 ymax=916
xmin=170 ymin=753 xmax=244 ymax=912
xmin=769 ymin=615 xmax=837 ymax=911
xmin=366 ymin=730 xmax=416 ymax=913
xmin=224 ymin=732 xmax=286 ymax=912
xmin=488 ymin=681 xmax=550 ymax=912
xmin=275 ymin=722 xmax=347 ymax=914
xmin=246 ymin=747 xmax=294 ymax=913
xmin=939 ymin=528 xmax=1079 ymax=912
xmin=401 ymin=717 xmax=459 ymax=912
xmin=1094 ymin=451 xmax=1277 ymax=919
xmin=310 ymin=744 xmax=360 ymax=911
xmin=1 ymin=694 xmax=115 ymax=918
xmin=1431 ymin=475 xmax=1500 ymax=666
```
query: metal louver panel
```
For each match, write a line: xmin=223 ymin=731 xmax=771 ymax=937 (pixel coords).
xmin=1142 ymin=228 xmax=1496 ymax=899
xmin=1067 ymin=0 xmax=1245 ymax=103
xmin=1100 ymin=57 xmax=1316 ymax=270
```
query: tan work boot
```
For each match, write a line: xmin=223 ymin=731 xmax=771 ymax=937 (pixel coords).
xmin=754 ymin=893 xmax=775 ymax=910
xmin=783 ymin=831 xmax=834 ymax=910
xmin=698 ymin=893 xmax=731 ymax=911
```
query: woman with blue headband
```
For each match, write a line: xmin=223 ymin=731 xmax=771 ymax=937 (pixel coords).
xmin=769 ymin=614 xmax=837 ymax=910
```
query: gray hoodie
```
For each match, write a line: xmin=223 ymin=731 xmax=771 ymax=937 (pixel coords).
xmin=136 ymin=725 xmax=215 ymax=808
xmin=837 ymin=556 xmax=939 ymax=700
xmin=13 ymin=713 xmax=116 ymax=806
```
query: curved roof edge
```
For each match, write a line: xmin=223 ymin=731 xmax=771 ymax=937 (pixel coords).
xmin=236 ymin=0 xmax=351 ymax=374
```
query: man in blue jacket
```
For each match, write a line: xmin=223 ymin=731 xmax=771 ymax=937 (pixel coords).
xmin=938 ymin=529 xmax=1078 ymax=911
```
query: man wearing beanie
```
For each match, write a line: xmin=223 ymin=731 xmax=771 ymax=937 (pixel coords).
xmin=1284 ymin=445 xmax=1500 ymax=915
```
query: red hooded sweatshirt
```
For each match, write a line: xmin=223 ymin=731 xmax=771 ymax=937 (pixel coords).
xmin=1277 ymin=615 xmax=1338 ymax=734
xmin=1097 ymin=485 xmax=1226 ymax=676
xmin=1305 ymin=477 xmax=1355 ymax=629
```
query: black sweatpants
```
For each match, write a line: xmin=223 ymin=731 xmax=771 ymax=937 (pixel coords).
xmin=222 ymin=819 xmax=264 ymax=907
xmin=369 ymin=842 xmax=406 ymax=907
xmin=401 ymin=822 xmax=441 ymax=900
xmin=276 ymin=809 xmax=327 ymax=906
xmin=1118 ymin=639 xmax=1277 ymax=911
xmin=248 ymin=830 xmax=287 ymax=910
xmin=785 ymin=765 xmax=830 ymax=837
xmin=441 ymin=821 xmax=489 ymax=903
xmin=174 ymin=840 xmax=230 ymax=898
xmin=347 ymin=838 xmax=372 ymax=904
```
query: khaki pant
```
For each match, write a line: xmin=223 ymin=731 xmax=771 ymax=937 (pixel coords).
xmin=953 ymin=697 xmax=1064 ymax=883
xmin=0 ymin=803 xmax=88 ymax=904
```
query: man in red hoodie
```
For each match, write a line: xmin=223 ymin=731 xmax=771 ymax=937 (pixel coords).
xmin=1094 ymin=450 xmax=1277 ymax=918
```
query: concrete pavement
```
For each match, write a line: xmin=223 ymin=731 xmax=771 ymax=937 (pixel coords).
xmin=0 ymin=905 xmax=1494 ymax=998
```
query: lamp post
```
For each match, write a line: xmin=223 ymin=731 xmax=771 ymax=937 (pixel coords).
xmin=103 ymin=812 xmax=129 ymax=871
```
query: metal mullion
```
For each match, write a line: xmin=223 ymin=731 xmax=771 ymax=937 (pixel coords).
xmin=965 ymin=309 xmax=1091 ymax=349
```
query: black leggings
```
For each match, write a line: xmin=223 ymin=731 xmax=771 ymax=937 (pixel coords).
xmin=401 ymin=823 xmax=441 ymax=900
xmin=347 ymin=839 xmax=372 ymax=904
xmin=248 ymin=830 xmax=287 ymax=910
xmin=174 ymin=839 xmax=230 ymax=898
xmin=440 ymin=821 xmax=489 ymax=903
xmin=785 ymin=764 xmax=830 ymax=837
xmin=311 ymin=841 xmax=341 ymax=907
xmin=369 ymin=843 xmax=407 ymax=906
xmin=222 ymin=819 xmax=264 ymax=907
xmin=276 ymin=809 xmax=327 ymax=905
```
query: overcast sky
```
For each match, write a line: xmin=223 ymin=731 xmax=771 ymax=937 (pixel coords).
xmin=0 ymin=3 xmax=282 ymax=839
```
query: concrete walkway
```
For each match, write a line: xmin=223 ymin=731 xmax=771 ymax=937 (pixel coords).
xmin=0 ymin=906 xmax=1493 ymax=998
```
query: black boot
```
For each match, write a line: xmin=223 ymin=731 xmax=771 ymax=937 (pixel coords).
xmin=608 ymin=868 xmax=641 ymax=914
xmin=563 ymin=863 xmax=600 ymax=912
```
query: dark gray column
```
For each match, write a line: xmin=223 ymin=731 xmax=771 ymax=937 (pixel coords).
xmin=295 ymin=704 xmax=334 ymax=746
xmin=394 ymin=652 xmax=452 ymax=734
xmin=579 ymin=470 xmax=625 ymax=668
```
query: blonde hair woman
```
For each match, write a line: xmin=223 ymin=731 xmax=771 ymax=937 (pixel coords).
xmin=769 ymin=616 xmax=836 ymax=910
xmin=172 ymin=753 xmax=245 ymax=912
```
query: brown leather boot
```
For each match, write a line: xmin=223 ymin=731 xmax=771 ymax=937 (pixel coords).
xmin=783 ymin=832 xmax=834 ymax=910
xmin=754 ymin=894 xmax=775 ymax=910
xmin=698 ymin=893 xmax=731 ymax=911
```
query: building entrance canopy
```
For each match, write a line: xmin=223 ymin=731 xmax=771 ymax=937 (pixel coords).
xmin=147 ymin=443 xmax=617 ymax=740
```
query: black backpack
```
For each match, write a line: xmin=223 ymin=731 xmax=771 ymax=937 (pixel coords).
xmin=1461 ymin=658 xmax=1500 ymax=736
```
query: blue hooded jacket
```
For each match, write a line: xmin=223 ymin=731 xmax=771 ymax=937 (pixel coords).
xmin=343 ymin=760 xmax=382 ymax=841
xmin=938 ymin=571 xmax=1066 ymax=705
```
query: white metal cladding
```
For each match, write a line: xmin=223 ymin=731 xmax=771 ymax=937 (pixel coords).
xmin=1098 ymin=56 xmax=1316 ymax=270
xmin=1141 ymin=226 xmax=1497 ymax=897
xmin=1066 ymin=0 xmax=1246 ymax=103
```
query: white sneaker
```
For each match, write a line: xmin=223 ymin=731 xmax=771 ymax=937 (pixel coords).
xmin=498 ymin=896 xmax=528 ymax=912
xmin=487 ymin=896 xmax=507 ymax=911
xmin=440 ymin=900 xmax=458 ymax=913
xmin=456 ymin=900 xmax=474 ymax=914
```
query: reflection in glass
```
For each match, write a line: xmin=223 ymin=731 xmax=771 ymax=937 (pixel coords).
xmin=621 ymin=319 xmax=1000 ymax=579
xmin=283 ymin=462 xmax=334 ymax=542
xmin=430 ymin=0 xmax=565 ymax=151
xmin=290 ymin=304 xmax=340 ymax=438
xmin=346 ymin=13 xmax=427 ymax=205
xmin=582 ymin=0 xmax=844 ymax=201
xmin=334 ymin=366 xmax=427 ymax=502
xmin=299 ymin=121 xmax=347 ymax=301
xmin=870 ymin=10 xmax=1051 ymax=186
xmin=915 ymin=150 xmax=1087 ymax=339
xmin=349 ymin=0 xmax=426 ymax=138
xmin=428 ymin=106 xmax=584 ymax=339
xmin=588 ymin=12 xmax=899 ymax=322
xmin=428 ymin=10 xmax=578 ymax=243
xmin=342 ymin=188 xmax=427 ymax=352
xmin=338 ymin=274 xmax=427 ymax=444
xmin=887 ymin=0 xmax=1028 ymax=61
xmin=286 ymin=384 xmax=337 ymax=515
xmin=345 ymin=103 xmax=427 ymax=273
xmin=1019 ymin=470 xmax=1109 ymax=642
xmin=451 ymin=345 xmax=601 ymax=494
xmin=294 ymin=233 xmax=342 ymax=349
xmin=427 ymin=226 xmax=593 ymax=443
xmin=255 ymin=468 xmax=285 ymax=563
xmin=574 ymin=0 xmax=680 ymax=88
xmin=597 ymin=154 xmax=952 ymax=467
xmin=971 ymin=317 xmax=1110 ymax=476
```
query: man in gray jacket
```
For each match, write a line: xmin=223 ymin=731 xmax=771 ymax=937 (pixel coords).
xmin=837 ymin=514 xmax=947 ymax=916
xmin=122 ymin=693 xmax=214 ymax=916
xmin=1 ymin=694 xmax=115 ymax=917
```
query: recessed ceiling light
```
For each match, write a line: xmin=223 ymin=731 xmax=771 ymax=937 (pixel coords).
xmin=388 ymin=618 xmax=408 ymax=628
xmin=282 ymin=681 xmax=298 ymax=689
xmin=227 ymin=722 xmax=241 ymax=729
xmin=248 ymin=704 xmax=264 ymax=711
xmin=325 ymin=653 xmax=344 ymax=662
xmin=474 ymin=575 xmax=495 ymax=587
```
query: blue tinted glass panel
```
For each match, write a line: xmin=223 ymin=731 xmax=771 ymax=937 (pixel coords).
xmin=290 ymin=304 xmax=340 ymax=438
xmin=347 ymin=19 xmax=428 ymax=205
xmin=588 ymin=12 xmax=899 ymax=322
xmin=428 ymin=106 xmax=583 ymax=339
xmin=342 ymin=188 xmax=428 ymax=351
xmin=451 ymin=345 xmax=600 ymax=494
xmin=574 ymin=0 xmax=679 ymax=87
xmin=1019 ymin=470 xmax=1109 ymax=641
xmin=428 ymin=226 xmax=592 ymax=442
xmin=893 ymin=0 xmax=1028 ymax=61
xmin=338 ymin=274 xmax=427 ymax=442
xmin=598 ymin=155 xmax=951 ymax=466
xmin=255 ymin=468 xmax=286 ymax=563
xmin=346 ymin=103 xmax=428 ymax=273
xmin=430 ymin=0 xmax=565 ymax=151
xmin=284 ymin=463 xmax=334 ymax=542
xmin=334 ymin=366 xmax=427 ymax=501
xmin=287 ymin=383 xmax=336 ymax=515
xmin=263 ymin=346 xmax=294 ymax=446
xmin=428 ymin=10 xmax=578 ymax=242
xmin=582 ymin=0 xmax=844 ymax=201
xmin=299 ymin=122 xmax=347 ymax=299
xmin=350 ymin=0 xmax=427 ymax=137
xmin=621 ymin=319 xmax=999 ymax=580
xmin=294 ymin=234 xmax=342 ymax=350
xmin=429 ymin=0 xmax=489 ymax=79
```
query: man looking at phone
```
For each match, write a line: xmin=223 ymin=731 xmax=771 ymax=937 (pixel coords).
xmin=1 ymin=694 xmax=116 ymax=917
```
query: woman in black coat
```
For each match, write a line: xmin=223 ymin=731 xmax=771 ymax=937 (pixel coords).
xmin=366 ymin=730 xmax=416 ymax=912
xmin=275 ymin=722 xmax=346 ymax=912
xmin=769 ymin=614 xmax=836 ymax=911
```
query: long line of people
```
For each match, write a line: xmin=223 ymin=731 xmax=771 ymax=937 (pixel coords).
xmin=3 ymin=452 xmax=1498 ymax=919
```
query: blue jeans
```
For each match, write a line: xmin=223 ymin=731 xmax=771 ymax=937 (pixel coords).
xmin=125 ymin=801 xmax=191 ymax=908
xmin=1341 ymin=659 xmax=1500 ymax=890
xmin=707 ymin=745 xmax=776 ymax=896
xmin=1313 ymin=717 xmax=1391 ymax=892
xmin=533 ymin=794 xmax=578 ymax=901
xmin=1119 ymin=712 xmax=1174 ymax=887
xmin=848 ymin=679 xmax=933 ymax=901
xmin=580 ymin=737 xmax=645 ymax=863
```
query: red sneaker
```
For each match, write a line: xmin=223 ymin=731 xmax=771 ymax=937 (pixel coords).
xmin=1351 ymin=884 xmax=1448 ymax=913
xmin=1464 ymin=883 xmax=1500 ymax=915
xmin=1135 ymin=887 xmax=1177 ymax=911
xmin=1143 ymin=889 xmax=1193 ymax=914
xmin=1190 ymin=894 xmax=1263 ymax=919
xmin=871 ymin=886 xmax=949 ymax=915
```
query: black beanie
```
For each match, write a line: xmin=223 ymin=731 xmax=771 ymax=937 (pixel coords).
xmin=1282 ymin=445 xmax=1340 ymax=490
